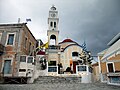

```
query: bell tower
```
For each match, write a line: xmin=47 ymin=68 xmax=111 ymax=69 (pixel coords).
xmin=46 ymin=5 xmax=61 ymax=68
xmin=47 ymin=5 xmax=59 ymax=45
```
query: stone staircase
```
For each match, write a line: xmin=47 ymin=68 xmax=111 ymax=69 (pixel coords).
xmin=34 ymin=76 xmax=81 ymax=84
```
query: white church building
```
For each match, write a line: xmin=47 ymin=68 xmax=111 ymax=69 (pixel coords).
xmin=46 ymin=5 xmax=85 ymax=73
xmin=36 ymin=6 xmax=92 ymax=83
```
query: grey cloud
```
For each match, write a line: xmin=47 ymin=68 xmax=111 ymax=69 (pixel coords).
xmin=58 ymin=0 xmax=120 ymax=55
xmin=0 ymin=0 xmax=120 ymax=55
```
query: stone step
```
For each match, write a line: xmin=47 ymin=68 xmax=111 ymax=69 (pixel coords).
xmin=34 ymin=76 xmax=81 ymax=84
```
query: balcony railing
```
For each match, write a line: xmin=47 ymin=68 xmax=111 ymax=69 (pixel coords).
xmin=48 ymin=45 xmax=60 ymax=50
xmin=47 ymin=45 xmax=60 ymax=53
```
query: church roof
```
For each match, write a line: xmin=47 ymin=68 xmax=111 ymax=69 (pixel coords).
xmin=37 ymin=50 xmax=45 ymax=55
xmin=59 ymin=39 xmax=77 ymax=44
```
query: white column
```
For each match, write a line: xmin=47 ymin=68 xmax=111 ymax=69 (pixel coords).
xmin=98 ymin=56 xmax=102 ymax=82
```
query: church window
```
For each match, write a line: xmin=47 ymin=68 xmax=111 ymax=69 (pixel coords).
xmin=50 ymin=22 xmax=53 ymax=27
xmin=54 ymin=22 xmax=56 ymax=28
xmin=72 ymin=52 xmax=79 ymax=57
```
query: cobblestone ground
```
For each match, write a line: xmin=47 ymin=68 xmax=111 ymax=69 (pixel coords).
xmin=0 ymin=83 xmax=120 ymax=90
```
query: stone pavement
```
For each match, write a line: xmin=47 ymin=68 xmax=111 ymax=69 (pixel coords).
xmin=0 ymin=82 xmax=120 ymax=90
xmin=34 ymin=76 xmax=81 ymax=84
xmin=0 ymin=76 xmax=120 ymax=90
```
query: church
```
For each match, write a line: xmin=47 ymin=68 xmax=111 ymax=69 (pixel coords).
xmin=37 ymin=5 xmax=92 ymax=76
xmin=0 ymin=5 xmax=92 ymax=83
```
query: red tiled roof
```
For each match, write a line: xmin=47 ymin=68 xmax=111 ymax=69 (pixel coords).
xmin=59 ymin=39 xmax=75 ymax=44
xmin=63 ymin=39 xmax=73 ymax=42
xmin=37 ymin=50 xmax=45 ymax=55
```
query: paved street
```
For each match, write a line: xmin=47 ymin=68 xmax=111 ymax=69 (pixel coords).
xmin=0 ymin=83 xmax=120 ymax=90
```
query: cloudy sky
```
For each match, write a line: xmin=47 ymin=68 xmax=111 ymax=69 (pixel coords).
xmin=0 ymin=0 xmax=120 ymax=55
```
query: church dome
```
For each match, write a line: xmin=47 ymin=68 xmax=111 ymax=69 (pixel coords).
xmin=59 ymin=38 xmax=77 ymax=44
xmin=63 ymin=39 xmax=74 ymax=43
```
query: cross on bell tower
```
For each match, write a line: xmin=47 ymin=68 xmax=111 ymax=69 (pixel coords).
xmin=47 ymin=5 xmax=59 ymax=45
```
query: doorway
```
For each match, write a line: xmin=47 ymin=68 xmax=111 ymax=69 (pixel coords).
xmin=3 ymin=60 xmax=11 ymax=74
xmin=73 ymin=61 xmax=78 ymax=73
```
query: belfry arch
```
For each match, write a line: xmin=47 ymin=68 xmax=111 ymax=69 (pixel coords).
xmin=50 ymin=34 xmax=56 ymax=45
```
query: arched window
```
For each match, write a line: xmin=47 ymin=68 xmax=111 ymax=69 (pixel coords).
xmin=50 ymin=22 xmax=53 ymax=27
xmin=72 ymin=52 xmax=79 ymax=57
xmin=54 ymin=22 xmax=56 ymax=28
xmin=50 ymin=35 xmax=56 ymax=40
xmin=50 ymin=35 xmax=56 ymax=45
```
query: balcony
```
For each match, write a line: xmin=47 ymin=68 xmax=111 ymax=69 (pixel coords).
xmin=47 ymin=45 xmax=60 ymax=53
xmin=0 ymin=43 xmax=4 ymax=55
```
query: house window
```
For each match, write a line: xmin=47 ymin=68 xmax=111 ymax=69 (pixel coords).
xmin=19 ymin=69 xmax=26 ymax=72
xmin=20 ymin=56 xmax=26 ymax=62
xmin=29 ymin=42 xmax=31 ymax=54
xmin=107 ymin=63 xmax=114 ymax=73
xmin=72 ymin=52 xmax=79 ymax=57
xmin=24 ymin=37 xmax=27 ymax=48
xmin=27 ymin=56 xmax=33 ymax=63
xmin=7 ymin=34 xmax=15 ymax=45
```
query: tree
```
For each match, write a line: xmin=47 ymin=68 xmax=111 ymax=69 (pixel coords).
xmin=79 ymin=50 xmax=93 ymax=65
